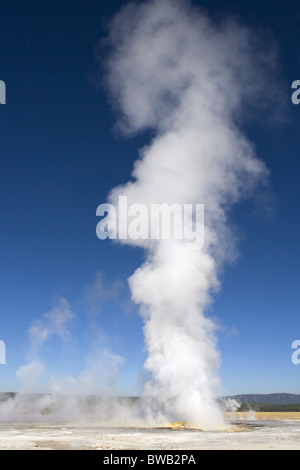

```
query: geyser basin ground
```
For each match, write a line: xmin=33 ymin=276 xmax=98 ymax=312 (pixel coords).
xmin=0 ymin=414 xmax=299 ymax=450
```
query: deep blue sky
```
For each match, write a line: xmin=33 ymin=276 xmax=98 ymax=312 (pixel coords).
xmin=0 ymin=0 xmax=299 ymax=395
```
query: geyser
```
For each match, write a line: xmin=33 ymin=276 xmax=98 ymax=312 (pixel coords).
xmin=100 ymin=0 xmax=278 ymax=429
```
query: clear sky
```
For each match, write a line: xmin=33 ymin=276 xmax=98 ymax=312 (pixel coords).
xmin=0 ymin=0 xmax=299 ymax=397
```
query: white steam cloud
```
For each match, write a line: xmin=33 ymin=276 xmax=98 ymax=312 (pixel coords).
xmin=100 ymin=0 xmax=278 ymax=428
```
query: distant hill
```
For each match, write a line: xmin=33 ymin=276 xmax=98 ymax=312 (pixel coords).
xmin=0 ymin=392 xmax=299 ymax=411
xmin=226 ymin=393 xmax=300 ymax=406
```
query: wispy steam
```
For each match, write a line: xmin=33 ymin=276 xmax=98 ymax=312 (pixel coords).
xmin=14 ymin=297 xmax=74 ymax=393
xmin=28 ymin=297 xmax=74 ymax=351
xmin=16 ymin=360 xmax=45 ymax=392
xmin=84 ymin=271 xmax=125 ymax=315
xmin=100 ymin=0 xmax=278 ymax=428
xmin=0 ymin=295 xmax=128 ymax=425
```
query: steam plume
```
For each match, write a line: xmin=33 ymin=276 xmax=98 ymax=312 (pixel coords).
xmin=100 ymin=0 xmax=277 ymax=428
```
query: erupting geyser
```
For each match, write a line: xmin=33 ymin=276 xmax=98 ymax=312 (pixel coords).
xmin=100 ymin=0 xmax=277 ymax=429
